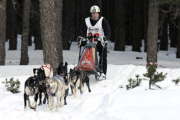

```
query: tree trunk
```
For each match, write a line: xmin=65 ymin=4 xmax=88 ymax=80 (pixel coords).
xmin=126 ymin=0 xmax=133 ymax=45
xmin=159 ymin=5 xmax=168 ymax=51
xmin=102 ymin=0 xmax=110 ymax=20
xmin=169 ymin=12 xmax=177 ymax=47
xmin=0 ymin=0 xmax=6 ymax=65
xmin=177 ymin=16 xmax=180 ymax=58
xmin=40 ymin=0 xmax=63 ymax=68
xmin=28 ymin=27 xmax=32 ymax=46
xmin=114 ymin=0 xmax=125 ymax=51
xmin=143 ymin=0 xmax=149 ymax=52
xmin=6 ymin=0 xmax=17 ymax=50
xmin=55 ymin=0 xmax=63 ymax=64
xmin=109 ymin=0 xmax=115 ymax=42
xmin=147 ymin=0 xmax=159 ymax=63
xmin=20 ymin=0 xmax=31 ymax=65
xmin=74 ymin=0 xmax=81 ymax=40
xmin=159 ymin=16 xmax=168 ymax=50
xmin=32 ymin=0 xmax=42 ymax=50
xmin=62 ymin=0 xmax=74 ymax=50
xmin=132 ymin=0 xmax=142 ymax=52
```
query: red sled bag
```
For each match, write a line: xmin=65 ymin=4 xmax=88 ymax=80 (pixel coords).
xmin=77 ymin=43 xmax=100 ymax=73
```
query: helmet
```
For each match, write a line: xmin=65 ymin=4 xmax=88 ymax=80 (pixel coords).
xmin=90 ymin=5 xmax=100 ymax=13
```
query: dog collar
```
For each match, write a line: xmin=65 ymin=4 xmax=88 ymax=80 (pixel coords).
xmin=51 ymin=93 xmax=56 ymax=97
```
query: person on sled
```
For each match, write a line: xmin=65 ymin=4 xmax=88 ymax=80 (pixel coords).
xmin=78 ymin=5 xmax=111 ymax=80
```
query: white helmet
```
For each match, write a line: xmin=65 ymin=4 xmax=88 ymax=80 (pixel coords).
xmin=90 ymin=5 xmax=100 ymax=13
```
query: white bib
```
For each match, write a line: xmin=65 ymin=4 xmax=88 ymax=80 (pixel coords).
xmin=85 ymin=17 xmax=104 ymax=39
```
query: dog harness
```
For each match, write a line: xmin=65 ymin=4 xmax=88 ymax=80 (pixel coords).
xmin=54 ymin=75 xmax=65 ymax=83
xmin=41 ymin=63 xmax=53 ymax=78
xmin=51 ymin=75 xmax=65 ymax=97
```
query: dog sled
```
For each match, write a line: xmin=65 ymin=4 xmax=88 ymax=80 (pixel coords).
xmin=75 ymin=35 xmax=107 ymax=80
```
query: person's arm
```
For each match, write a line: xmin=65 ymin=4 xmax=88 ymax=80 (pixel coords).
xmin=102 ymin=18 xmax=111 ymax=40
xmin=79 ymin=20 xmax=87 ymax=38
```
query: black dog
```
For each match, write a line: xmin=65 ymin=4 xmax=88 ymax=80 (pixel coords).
xmin=70 ymin=68 xmax=91 ymax=97
xmin=58 ymin=62 xmax=69 ymax=105
xmin=24 ymin=76 xmax=39 ymax=111
xmin=33 ymin=68 xmax=48 ymax=106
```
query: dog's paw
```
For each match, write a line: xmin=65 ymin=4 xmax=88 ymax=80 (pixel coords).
xmin=56 ymin=109 xmax=59 ymax=112
xmin=49 ymin=107 xmax=53 ymax=110
xmin=38 ymin=102 xmax=42 ymax=106
xmin=24 ymin=106 xmax=27 ymax=110
xmin=43 ymin=99 xmax=46 ymax=104
xmin=30 ymin=107 xmax=35 ymax=110
xmin=60 ymin=104 xmax=63 ymax=108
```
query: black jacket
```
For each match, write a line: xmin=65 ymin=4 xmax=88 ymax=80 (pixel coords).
xmin=79 ymin=16 xmax=111 ymax=40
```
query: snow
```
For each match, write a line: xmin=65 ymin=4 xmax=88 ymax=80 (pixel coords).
xmin=1 ymin=36 xmax=180 ymax=120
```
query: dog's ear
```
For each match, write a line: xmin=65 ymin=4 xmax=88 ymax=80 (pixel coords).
xmin=59 ymin=62 xmax=63 ymax=67
xmin=58 ymin=62 xmax=63 ymax=73
xmin=33 ymin=68 xmax=39 ymax=75
xmin=65 ymin=62 xmax=68 ymax=67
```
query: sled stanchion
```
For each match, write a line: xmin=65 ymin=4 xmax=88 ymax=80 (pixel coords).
xmin=78 ymin=46 xmax=81 ymax=62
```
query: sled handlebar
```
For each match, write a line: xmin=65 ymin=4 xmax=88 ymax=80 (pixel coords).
xmin=77 ymin=36 xmax=107 ymax=47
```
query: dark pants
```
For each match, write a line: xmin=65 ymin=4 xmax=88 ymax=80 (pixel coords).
xmin=98 ymin=45 xmax=107 ymax=75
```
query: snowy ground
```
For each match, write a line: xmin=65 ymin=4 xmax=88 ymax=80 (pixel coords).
xmin=1 ymin=36 xmax=180 ymax=120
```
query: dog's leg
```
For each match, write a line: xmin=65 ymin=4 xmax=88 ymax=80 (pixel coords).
xmin=52 ymin=96 xmax=54 ymax=110
xmin=31 ymin=93 xmax=38 ymax=111
xmin=70 ymin=85 xmax=74 ymax=95
xmin=60 ymin=95 xmax=64 ymax=108
xmin=27 ymin=96 xmax=31 ymax=108
xmin=24 ymin=93 xmax=27 ymax=109
xmin=86 ymin=76 xmax=91 ymax=92
xmin=38 ymin=91 xmax=42 ymax=106
xmin=43 ymin=93 xmax=48 ymax=104
xmin=56 ymin=95 xmax=60 ymax=111
xmin=64 ymin=89 xmax=68 ymax=105
xmin=48 ymin=95 xmax=53 ymax=110
xmin=80 ymin=83 xmax=84 ymax=94
xmin=46 ymin=94 xmax=49 ymax=104
xmin=75 ymin=85 xmax=78 ymax=99
xmin=30 ymin=93 xmax=38 ymax=111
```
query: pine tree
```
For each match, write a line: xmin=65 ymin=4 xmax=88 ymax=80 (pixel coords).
xmin=2 ymin=78 xmax=21 ymax=94
xmin=0 ymin=0 xmax=6 ymax=65
xmin=172 ymin=78 xmax=180 ymax=86
xmin=143 ymin=64 xmax=167 ymax=89
xmin=126 ymin=74 xmax=142 ymax=90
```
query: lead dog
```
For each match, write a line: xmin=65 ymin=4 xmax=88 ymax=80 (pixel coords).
xmin=69 ymin=68 xmax=91 ymax=99
xmin=46 ymin=75 xmax=69 ymax=111
xmin=24 ymin=76 xmax=39 ymax=111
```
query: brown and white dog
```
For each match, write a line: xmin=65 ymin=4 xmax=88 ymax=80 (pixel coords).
xmin=69 ymin=68 xmax=91 ymax=99
xmin=46 ymin=75 xmax=69 ymax=111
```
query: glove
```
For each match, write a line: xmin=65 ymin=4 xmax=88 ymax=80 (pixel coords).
xmin=96 ymin=37 xmax=102 ymax=41
xmin=100 ymin=36 xmax=108 ymax=46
